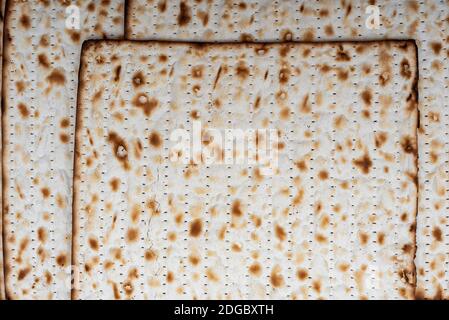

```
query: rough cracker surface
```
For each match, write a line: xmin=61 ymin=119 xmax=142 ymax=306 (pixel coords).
xmin=0 ymin=0 xmax=6 ymax=300
xmin=2 ymin=0 xmax=124 ymax=300
xmin=126 ymin=0 xmax=449 ymax=300
xmin=73 ymin=40 xmax=418 ymax=300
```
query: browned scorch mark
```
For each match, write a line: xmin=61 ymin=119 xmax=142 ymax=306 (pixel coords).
xmin=107 ymin=131 xmax=130 ymax=170
xmin=178 ymin=1 xmax=191 ymax=26
xmin=353 ymin=152 xmax=372 ymax=174
xmin=132 ymin=93 xmax=158 ymax=117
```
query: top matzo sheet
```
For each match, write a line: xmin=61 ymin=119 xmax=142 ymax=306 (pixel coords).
xmin=73 ymin=40 xmax=418 ymax=300
xmin=126 ymin=0 xmax=449 ymax=300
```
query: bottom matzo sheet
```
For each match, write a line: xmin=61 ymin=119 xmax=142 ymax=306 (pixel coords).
xmin=73 ymin=40 xmax=418 ymax=299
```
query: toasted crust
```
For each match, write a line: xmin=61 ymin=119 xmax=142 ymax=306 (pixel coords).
xmin=73 ymin=40 xmax=418 ymax=300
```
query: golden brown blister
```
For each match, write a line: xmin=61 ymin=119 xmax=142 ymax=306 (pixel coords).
xmin=2 ymin=0 xmax=124 ymax=300
xmin=73 ymin=40 xmax=418 ymax=300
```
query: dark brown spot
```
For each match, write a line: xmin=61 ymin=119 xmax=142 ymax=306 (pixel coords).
xmin=319 ymin=9 xmax=329 ymax=17
xmin=361 ymin=89 xmax=372 ymax=106
xmin=198 ymin=10 xmax=209 ymax=26
xmin=206 ymin=268 xmax=219 ymax=282
xmin=359 ymin=232 xmax=369 ymax=245
xmin=145 ymin=249 xmax=157 ymax=261
xmin=109 ymin=178 xmax=120 ymax=192
xmin=377 ymin=232 xmax=385 ymax=245
xmin=297 ymin=269 xmax=308 ymax=280
xmin=37 ymin=227 xmax=47 ymax=243
xmin=113 ymin=65 xmax=121 ymax=82
xmin=402 ymin=244 xmax=413 ymax=253
xmin=279 ymin=67 xmax=290 ymax=84
xmin=132 ymin=71 xmax=145 ymax=88
xmin=60 ymin=118 xmax=70 ymax=128
xmin=430 ymin=42 xmax=442 ymax=55
xmin=192 ymin=65 xmax=204 ymax=78
xmin=18 ymin=267 xmax=31 ymax=281
xmin=279 ymin=44 xmax=290 ymax=57
xmin=38 ymin=54 xmax=50 ymax=68
xmin=56 ymin=254 xmax=67 ymax=267
xmin=89 ymin=238 xmax=99 ymax=251
xmin=16 ymin=81 xmax=26 ymax=93
xmin=315 ymin=233 xmax=327 ymax=243
xmin=189 ymin=218 xmax=203 ymax=237
xmin=400 ymin=59 xmax=412 ymax=78
xmin=41 ymin=187 xmax=50 ymax=198
xmin=44 ymin=271 xmax=52 ymax=285
xmin=254 ymin=96 xmax=261 ymax=110
xmin=212 ymin=65 xmax=223 ymax=90
xmin=300 ymin=94 xmax=311 ymax=113
xmin=158 ymin=55 xmax=168 ymax=63
xmin=275 ymin=224 xmax=286 ymax=241
xmin=47 ymin=69 xmax=66 ymax=86
xmin=18 ymin=103 xmax=30 ymax=118
xmin=68 ymin=30 xmax=80 ymax=43
xmin=432 ymin=227 xmax=443 ymax=241
xmin=158 ymin=0 xmax=167 ymax=12
xmin=295 ymin=160 xmax=307 ymax=172
xmin=39 ymin=35 xmax=49 ymax=47
xmin=132 ymin=94 xmax=158 ymax=117
xmin=123 ymin=281 xmax=133 ymax=296
xmin=400 ymin=135 xmax=417 ymax=155
xmin=303 ymin=28 xmax=314 ymax=41
xmin=178 ymin=1 xmax=191 ymax=26
xmin=375 ymin=132 xmax=387 ymax=148
xmin=188 ymin=254 xmax=200 ymax=266
xmin=345 ymin=4 xmax=352 ymax=17
xmin=149 ymin=131 xmax=162 ymax=148
xmin=166 ymin=271 xmax=174 ymax=283
xmin=318 ymin=170 xmax=329 ymax=180
xmin=107 ymin=132 xmax=130 ymax=170
xmin=59 ymin=133 xmax=69 ymax=144
xmin=336 ymin=46 xmax=351 ymax=61
xmin=20 ymin=14 xmax=31 ymax=29
xmin=270 ymin=266 xmax=284 ymax=288
xmin=191 ymin=110 xmax=200 ymax=120
xmin=292 ymin=189 xmax=304 ymax=206
xmin=312 ymin=280 xmax=321 ymax=293
xmin=87 ymin=2 xmax=95 ymax=11
xmin=353 ymin=153 xmax=372 ymax=174
xmin=249 ymin=263 xmax=262 ymax=277
xmin=324 ymin=25 xmax=334 ymax=36
xmin=235 ymin=61 xmax=250 ymax=80
xmin=231 ymin=200 xmax=243 ymax=217
xmin=337 ymin=69 xmax=349 ymax=81
xmin=126 ymin=228 xmax=139 ymax=242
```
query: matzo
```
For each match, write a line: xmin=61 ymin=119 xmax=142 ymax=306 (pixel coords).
xmin=2 ymin=0 xmax=124 ymax=300
xmin=126 ymin=0 xmax=449 ymax=300
xmin=0 ymin=0 xmax=6 ymax=301
xmin=73 ymin=40 xmax=418 ymax=300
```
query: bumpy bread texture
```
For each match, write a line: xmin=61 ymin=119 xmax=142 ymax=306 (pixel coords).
xmin=0 ymin=0 xmax=5 ymax=301
xmin=2 ymin=0 xmax=124 ymax=300
xmin=126 ymin=0 xmax=449 ymax=300
xmin=73 ymin=40 xmax=418 ymax=300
